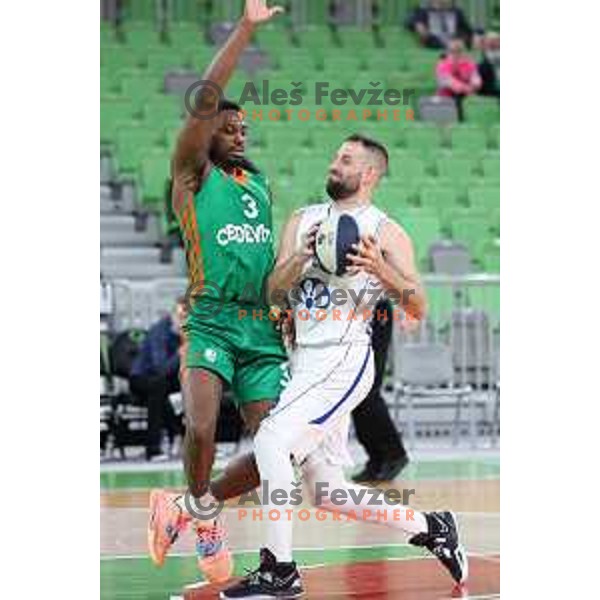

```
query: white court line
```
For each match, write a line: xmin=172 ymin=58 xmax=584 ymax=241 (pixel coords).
xmin=102 ymin=475 xmax=501 ymax=493
xmin=101 ymin=543 xmax=499 ymax=562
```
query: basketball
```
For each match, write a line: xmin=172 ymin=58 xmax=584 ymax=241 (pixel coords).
xmin=315 ymin=213 xmax=361 ymax=277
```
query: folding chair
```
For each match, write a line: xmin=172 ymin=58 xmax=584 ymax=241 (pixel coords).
xmin=392 ymin=342 xmax=472 ymax=447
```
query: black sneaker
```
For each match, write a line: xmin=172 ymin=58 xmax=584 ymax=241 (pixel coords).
xmin=409 ymin=511 xmax=468 ymax=585
xmin=371 ymin=454 xmax=410 ymax=482
xmin=220 ymin=548 xmax=304 ymax=599
xmin=351 ymin=461 xmax=379 ymax=483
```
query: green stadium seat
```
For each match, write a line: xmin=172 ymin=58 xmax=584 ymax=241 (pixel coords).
xmin=101 ymin=45 xmax=140 ymax=69
xmin=168 ymin=23 xmax=209 ymax=56
xmin=450 ymin=126 xmax=488 ymax=152
xmin=481 ymin=248 xmax=500 ymax=273
xmin=101 ymin=99 xmax=141 ymax=143
xmin=449 ymin=211 xmax=490 ymax=259
xmin=143 ymin=94 xmax=181 ymax=124
xmin=436 ymin=157 xmax=477 ymax=183
xmin=264 ymin=126 xmax=313 ymax=152
xmin=115 ymin=126 xmax=163 ymax=173
xmin=469 ymin=187 xmax=499 ymax=211
xmin=305 ymin=2 xmax=330 ymax=25
xmin=140 ymin=151 xmax=171 ymax=204
xmin=338 ymin=28 xmax=379 ymax=57
xmin=423 ymin=284 xmax=455 ymax=319
xmin=101 ymin=22 xmax=117 ymax=46
xmin=297 ymin=27 xmax=333 ymax=58
xmin=400 ymin=209 xmax=443 ymax=262
xmin=420 ymin=187 xmax=460 ymax=213
xmin=465 ymin=97 xmax=500 ymax=126
xmin=392 ymin=156 xmax=426 ymax=183
xmin=402 ymin=126 xmax=444 ymax=156
xmin=101 ymin=68 xmax=123 ymax=96
xmin=254 ymin=26 xmax=292 ymax=54
xmin=377 ymin=26 xmax=415 ymax=50
xmin=211 ymin=0 xmax=244 ymax=21
xmin=121 ymin=71 xmax=165 ymax=102
xmin=146 ymin=48 xmax=188 ymax=72
xmin=375 ymin=177 xmax=418 ymax=212
xmin=466 ymin=285 xmax=500 ymax=323
xmin=488 ymin=125 xmax=500 ymax=150
xmin=481 ymin=155 xmax=500 ymax=181
xmin=170 ymin=0 xmax=202 ymax=22
xmin=125 ymin=23 xmax=161 ymax=49
xmin=125 ymin=0 xmax=156 ymax=21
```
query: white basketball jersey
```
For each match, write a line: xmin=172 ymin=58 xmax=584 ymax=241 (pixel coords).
xmin=293 ymin=201 xmax=389 ymax=347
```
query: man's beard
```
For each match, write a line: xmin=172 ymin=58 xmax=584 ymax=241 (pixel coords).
xmin=210 ymin=149 xmax=260 ymax=174
xmin=326 ymin=177 xmax=359 ymax=201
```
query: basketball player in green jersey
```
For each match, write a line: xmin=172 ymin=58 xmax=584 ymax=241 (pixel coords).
xmin=148 ymin=0 xmax=288 ymax=583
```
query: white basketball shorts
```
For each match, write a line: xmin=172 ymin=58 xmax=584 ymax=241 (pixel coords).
xmin=258 ymin=342 xmax=375 ymax=467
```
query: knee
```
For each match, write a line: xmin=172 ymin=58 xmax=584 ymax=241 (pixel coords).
xmin=241 ymin=403 xmax=273 ymax=436
xmin=185 ymin=416 xmax=215 ymax=444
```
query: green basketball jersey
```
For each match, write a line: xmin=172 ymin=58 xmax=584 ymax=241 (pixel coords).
xmin=178 ymin=165 xmax=275 ymax=306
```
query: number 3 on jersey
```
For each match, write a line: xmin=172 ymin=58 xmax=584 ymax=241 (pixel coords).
xmin=241 ymin=193 xmax=259 ymax=220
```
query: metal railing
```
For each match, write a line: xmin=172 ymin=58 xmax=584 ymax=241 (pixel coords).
xmin=106 ymin=274 xmax=500 ymax=447
xmin=387 ymin=273 xmax=500 ymax=447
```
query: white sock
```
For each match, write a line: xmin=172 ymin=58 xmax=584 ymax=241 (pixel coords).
xmin=325 ymin=482 xmax=428 ymax=535
xmin=303 ymin=458 xmax=428 ymax=536
xmin=254 ymin=424 xmax=295 ymax=563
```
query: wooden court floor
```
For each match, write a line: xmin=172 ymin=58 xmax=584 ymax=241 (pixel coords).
xmin=101 ymin=458 xmax=500 ymax=599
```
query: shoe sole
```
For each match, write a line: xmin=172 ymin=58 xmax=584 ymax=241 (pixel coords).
xmin=148 ymin=490 xmax=177 ymax=567
xmin=219 ymin=593 xmax=305 ymax=599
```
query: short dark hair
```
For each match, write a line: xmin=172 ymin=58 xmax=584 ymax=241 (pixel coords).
xmin=345 ymin=133 xmax=389 ymax=172
xmin=218 ymin=99 xmax=242 ymax=113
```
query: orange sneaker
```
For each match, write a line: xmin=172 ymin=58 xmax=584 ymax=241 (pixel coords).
xmin=195 ymin=518 xmax=234 ymax=583
xmin=148 ymin=490 xmax=191 ymax=567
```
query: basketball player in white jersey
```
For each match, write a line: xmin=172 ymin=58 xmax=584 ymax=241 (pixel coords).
xmin=221 ymin=134 xmax=468 ymax=599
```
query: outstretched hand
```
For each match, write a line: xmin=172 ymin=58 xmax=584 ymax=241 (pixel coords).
xmin=347 ymin=235 xmax=387 ymax=278
xmin=296 ymin=222 xmax=320 ymax=263
xmin=244 ymin=0 xmax=285 ymax=24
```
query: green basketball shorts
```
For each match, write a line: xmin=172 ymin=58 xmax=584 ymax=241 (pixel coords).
xmin=182 ymin=302 xmax=289 ymax=406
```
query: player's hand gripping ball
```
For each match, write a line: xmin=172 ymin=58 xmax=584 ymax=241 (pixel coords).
xmin=315 ymin=213 xmax=360 ymax=277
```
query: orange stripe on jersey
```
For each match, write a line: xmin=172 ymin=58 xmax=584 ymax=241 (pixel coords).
xmin=176 ymin=189 xmax=204 ymax=285
xmin=232 ymin=167 xmax=248 ymax=186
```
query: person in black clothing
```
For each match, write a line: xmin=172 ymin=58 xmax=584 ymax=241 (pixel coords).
xmin=406 ymin=0 xmax=473 ymax=50
xmin=352 ymin=299 xmax=409 ymax=482
xmin=476 ymin=32 xmax=500 ymax=98
xmin=129 ymin=298 xmax=185 ymax=460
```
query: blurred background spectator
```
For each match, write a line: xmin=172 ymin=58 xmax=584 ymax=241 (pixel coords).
xmin=436 ymin=37 xmax=482 ymax=121
xmin=406 ymin=0 xmax=473 ymax=50
xmin=352 ymin=299 xmax=409 ymax=483
xmin=475 ymin=31 xmax=500 ymax=98
xmin=129 ymin=297 xmax=186 ymax=460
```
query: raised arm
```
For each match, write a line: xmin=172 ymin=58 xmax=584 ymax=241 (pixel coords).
xmin=172 ymin=0 xmax=283 ymax=208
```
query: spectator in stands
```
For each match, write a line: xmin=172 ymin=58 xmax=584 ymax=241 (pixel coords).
xmin=406 ymin=0 xmax=473 ymax=49
xmin=129 ymin=297 xmax=186 ymax=461
xmin=436 ymin=37 xmax=482 ymax=121
xmin=476 ymin=31 xmax=500 ymax=98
